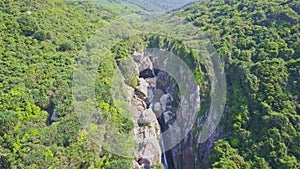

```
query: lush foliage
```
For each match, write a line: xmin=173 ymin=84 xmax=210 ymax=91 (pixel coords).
xmin=0 ymin=0 xmax=132 ymax=168
xmin=177 ymin=0 xmax=300 ymax=168
xmin=1 ymin=0 xmax=299 ymax=168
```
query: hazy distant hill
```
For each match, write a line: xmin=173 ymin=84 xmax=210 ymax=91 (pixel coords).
xmin=124 ymin=0 xmax=197 ymax=11
xmin=70 ymin=0 xmax=198 ymax=13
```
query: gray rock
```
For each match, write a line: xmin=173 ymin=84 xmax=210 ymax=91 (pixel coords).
xmin=160 ymin=94 xmax=173 ymax=112
xmin=139 ymin=56 xmax=153 ymax=72
xmin=133 ymin=161 xmax=143 ymax=169
xmin=163 ymin=111 xmax=175 ymax=124
xmin=145 ymin=77 xmax=157 ymax=87
xmin=136 ymin=78 xmax=149 ymax=97
xmin=133 ymin=51 xmax=144 ymax=62
xmin=138 ymin=109 xmax=157 ymax=127
xmin=50 ymin=112 xmax=59 ymax=122
xmin=138 ymin=158 xmax=151 ymax=169
xmin=225 ymin=105 xmax=230 ymax=113
xmin=152 ymin=102 xmax=162 ymax=117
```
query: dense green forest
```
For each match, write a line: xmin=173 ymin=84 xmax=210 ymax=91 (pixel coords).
xmin=0 ymin=0 xmax=129 ymax=168
xmin=176 ymin=0 xmax=300 ymax=168
xmin=0 ymin=0 xmax=299 ymax=169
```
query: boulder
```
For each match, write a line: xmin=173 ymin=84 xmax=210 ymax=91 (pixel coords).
xmin=133 ymin=51 xmax=143 ymax=62
xmin=145 ymin=77 xmax=157 ymax=87
xmin=134 ymin=108 xmax=162 ymax=167
xmin=152 ymin=102 xmax=162 ymax=117
xmin=163 ymin=111 xmax=175 ymax=125
xmin=137 ymin=158 xmax=151 ymax=169
xmin=138 ymin=109 xmax=157 ymax=127
xmin=136 ymin=78 xmax=149 ymax=97
xmin=133 ymin=161 xmax=143 ymax=169
xmin=160 ymin=94 xmax=173 ymax=112
xmin=151 ymin=89 xmax=164 ymax=104
xmin=139 ymin=56 xmax=153 ymax=72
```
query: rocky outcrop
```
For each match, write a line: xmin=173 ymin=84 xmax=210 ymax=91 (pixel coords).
xmin=129 ymin=87 xmax=162 ymax=168
xmin=155 ymin=69 xmax=201 ymax=169
xmin=122 ymin=50 xmax=210 ymax=169
xmin=122 ymin=52 xmax=162 ymax=169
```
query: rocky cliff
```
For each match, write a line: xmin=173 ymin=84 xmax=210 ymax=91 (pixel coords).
xmin=121 ymin=51 xmax=162 ymax=169
xmin=119 ymin=50 xmax=208 ymax=169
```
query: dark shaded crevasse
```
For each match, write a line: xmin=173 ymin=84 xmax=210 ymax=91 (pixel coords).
xmin=139 ymin=69 xmax=178 ymax=169
xmin=43 ymin=100 xmax=57 ymax=125
xmin=139 ymin=68 xmax=160 ymax=79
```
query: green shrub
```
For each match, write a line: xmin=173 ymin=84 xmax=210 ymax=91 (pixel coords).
xmin=34 ymin=30 xmax=51 ymax=41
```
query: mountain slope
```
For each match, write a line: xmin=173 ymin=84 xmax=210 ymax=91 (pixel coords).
xmin=0 ymin=0 xmax=299 ymax=169
xmin=0 ymin=1 xmax=133 ymax=168
xmin=175 ymin=0 xmax=300 ymax=168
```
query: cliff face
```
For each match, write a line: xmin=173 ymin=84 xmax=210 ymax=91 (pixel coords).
xmin=154 ymin=66 xmax=221 ymax=169
xmin=155 ymin=69 xmax=197 ymax=169
xmin=193 ymin=113 xmax=223 ymax=168
xmin=121 ymin=52 xmax=162 ymax=169
xmin=120 ymin=50 xmax=208 ymax=169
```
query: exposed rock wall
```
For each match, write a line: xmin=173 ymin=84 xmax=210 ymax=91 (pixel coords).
xmin=155 ymin=69 xmax=199 ymax=169
xmin=125 ymin=81 xmax=162 ymax=169
xmin=122 ymin=51 xmax=219 ymax=169
xmin=122 ymin=52 xmax=162 ymax=169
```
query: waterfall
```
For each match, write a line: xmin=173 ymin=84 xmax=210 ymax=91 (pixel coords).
xmin=151 ymin=68 xmax=157 ymax=89
xmin=149 ymin=67 xmax=169 ymax=169
xmin=160 ymin=133 xmax=169 ymax=169
xmin=152 ymin=68 xmax=156 ymax=77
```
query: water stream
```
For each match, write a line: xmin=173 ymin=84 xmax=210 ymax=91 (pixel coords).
xmin=150 ymin=67 xmax=169 ymax=169
xmin=160 ymin=133 xmax=169 ymax=169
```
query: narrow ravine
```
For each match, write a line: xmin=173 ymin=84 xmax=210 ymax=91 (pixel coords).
xmin=121 ymin=51 xmax=179 ymax=168
xmin=150 ymin=66 xmax=169 ymax=169
xmin=160 ymin=132 xmax=169 ymax=169
xmin=140 ymin=67 xmax=170 ymax=169
xmin=121 ymin=50 xmax=201 ymax=169
xmin=138 ymin=60 xmax=177 ymax=169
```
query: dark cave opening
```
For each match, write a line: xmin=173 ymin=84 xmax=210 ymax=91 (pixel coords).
xmin=139 ymin=68 xmax=160 ymax=79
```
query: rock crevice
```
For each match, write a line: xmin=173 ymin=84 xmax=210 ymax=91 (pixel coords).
xmin=122 ymin=51 xmax=204 ymax=169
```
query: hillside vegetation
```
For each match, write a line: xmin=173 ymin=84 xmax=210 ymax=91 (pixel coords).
xmin=0 ymin=0 xmax=132 ymax=168
xmin=176 ymin=0 xmax=300 ymax=168
xmin=0 ymin=0 xmax=299 ymax=169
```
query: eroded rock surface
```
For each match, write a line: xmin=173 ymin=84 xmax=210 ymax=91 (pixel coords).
xmin=124 ymin=52 xmax=162 ymax=169
xmin=122 ymin=51 xmax=202 ymax=169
